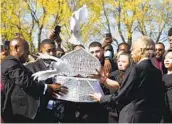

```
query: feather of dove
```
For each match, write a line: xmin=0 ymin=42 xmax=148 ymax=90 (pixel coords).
xmin=37 ymin=53 xmax=61 ymax=62
xmin=32 ymin=53 xmax=72 ymax=81
xmin=69 ymin=4 xmax=88 ymax=45
xmin=32 ymin=70 xmax=57 ymax=81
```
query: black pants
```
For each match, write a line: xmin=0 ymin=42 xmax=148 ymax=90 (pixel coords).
xmin=34 ymin=108 xmax=58 ymax=123
xmin=2 ymin=114 xmax=33 ymax=123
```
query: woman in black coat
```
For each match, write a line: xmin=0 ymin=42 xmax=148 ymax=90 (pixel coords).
xmin=163 ymin=49 xmax=172 ymax=122
xmin=102 ymin=52 xmax=133 ymax=123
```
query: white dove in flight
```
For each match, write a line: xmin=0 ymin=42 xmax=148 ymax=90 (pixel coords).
xmin=32 ymin=53 xmax=72 ymax=81
xmin=69 ymin=4 xmax=88 ymax=45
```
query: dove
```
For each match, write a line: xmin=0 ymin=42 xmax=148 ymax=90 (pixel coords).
xmin=32 ymin=53 xmax=72 ymax=81
xmin=69 ymin=4 xmax=88 ymax=45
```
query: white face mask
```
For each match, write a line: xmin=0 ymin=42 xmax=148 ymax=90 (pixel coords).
xmin=104 ymin=50 xmax=112 ymax=58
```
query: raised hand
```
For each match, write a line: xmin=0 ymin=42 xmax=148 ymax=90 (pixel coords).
xmin=49 ymin=30 xmax=56 ymax=41
xmin=104 ymin=59 xmax=111 ymax=75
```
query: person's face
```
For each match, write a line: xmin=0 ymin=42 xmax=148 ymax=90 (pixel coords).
xmin=131 ymin=43 xmax=141 ymax=63
xmin=0 ymin=46 xmax=8 ymax=62
xmin=104 ymin=37 xmax=112 ymax=44
xmin=41 ymin=44 xmax=56 ymax=56
xmin=117 ymin=55 xmax=130 ymax=71
xmin=169 ymin=36 xmax=172 ymax=49
xmin=118 ymin=45 xmax=129 ymax=53
xmin=89 ymin=46 xmax=104 ymax=60
xmin=164 ymin=52 xmax=172 ymax=70
xmin=155 ymin=44 xmax=165 ymax=59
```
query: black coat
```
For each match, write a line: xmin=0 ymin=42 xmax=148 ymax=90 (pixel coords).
xmin=25 ymin=59 xmax=76 ymax=122
xmin=25 ymin=59 xmax=53 ymax=111
xmin=100 ymin=59 xmax=165 ymax=123
xmin=163 ymin=73 xmax=172 ymax=122
xmin=151 ymin=57 xmax=167 ymax=74
xmin=1 ymin=56 xmax=45 ymax=121
xmin=107 ymin=69 xmax=129 ymax=123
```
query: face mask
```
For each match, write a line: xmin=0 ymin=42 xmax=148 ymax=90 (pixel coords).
xmin=104 ymin=50 xmax=113 ymax=59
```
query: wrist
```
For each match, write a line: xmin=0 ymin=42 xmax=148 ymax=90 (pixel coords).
xmin=101 ymin=76 xmax=108 ymax=83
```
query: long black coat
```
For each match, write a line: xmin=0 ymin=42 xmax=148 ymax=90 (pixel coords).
xmin=1 ymin=56 xmax=45 ymax=121
xmin=100 ymin=59 xmax=165 ymax=123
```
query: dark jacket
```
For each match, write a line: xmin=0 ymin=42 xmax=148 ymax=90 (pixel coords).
xmin=163 ymin=73 xmax=172 ymax=122
xmin=25 ymin=59 xmax=53 ymax=111
xmin=151 ymin=57 xmax=167 ymax=74
xmin=25 ymin=59 xmax=76 ymax=123
xmin=107 ymin=69 xmax=129 ymax=123
xmin=1 ymin=56 xmax=45 ymax=120
xmin=100 ymin=59 xmax=165 ymax=123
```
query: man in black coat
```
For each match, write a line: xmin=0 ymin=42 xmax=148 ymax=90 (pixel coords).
xmin=1 ymin=37 xmax=66 ymax=123
xmin=90 ymin=36 xmax=165 ymax=123
xmin=25 ymin=39 xmax=76 ymax=123
xmin=151 ymin=42 xmax=167 ymax=74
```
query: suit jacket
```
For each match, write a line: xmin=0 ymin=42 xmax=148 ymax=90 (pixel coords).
xmin=100 ymin=59 xmax=165 ymax=123
xmin=1 ymin=56 xmax=45 ymax=120
xmin=26 ymin=59 xmax=49 ymax=76
xmin=25 ymin=59 xmax=53 ymax=112
xmin=25 ymin=59 xmax=75 ymax=123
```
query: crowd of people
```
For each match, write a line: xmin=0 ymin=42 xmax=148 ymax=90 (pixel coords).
xmin=0 ymin=27 xmax=172 ymax=123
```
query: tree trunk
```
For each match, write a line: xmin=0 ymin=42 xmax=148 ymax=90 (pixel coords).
xmin=38 ymin=25 xmax=43 ymax=51
xmin=117 ymin=2 xmax=126 ymax=43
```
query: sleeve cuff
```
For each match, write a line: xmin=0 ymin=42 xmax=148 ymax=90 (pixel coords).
xmin=47 ymin=100 xmax=54 ymax=110
xmin=43 ymin=84 xmax=48 ymax=95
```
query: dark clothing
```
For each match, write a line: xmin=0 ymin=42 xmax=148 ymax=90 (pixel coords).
xmin=107 ymin=69 xmax=129 ymax=123
xmin=100 ymin=59 xmax=165 ymax=123
xmin=72 ymin=58 xmax=113 ymax=123
xmin=74 ymin=102 xmax=108 ymax=123
xmin=1 ymin=56 xmax=45 ymax=122
xmin=151 ymin=57 xmax=167 ymax=74
xmin=163 ymin=73 xmax=172 ymax=122
xmin=25 ymin=59 xmax=53 ymax=109
xmin=110 ymin=70 xmax=126 ymax=94
xmin=25 ymin=59 xmax=76 ymax=123
xmin=25 ymin=59 xmax=57 ymax=123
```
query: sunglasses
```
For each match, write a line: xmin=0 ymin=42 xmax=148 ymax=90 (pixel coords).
xmin=155 ymin=49 xmax=163 ymax=51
